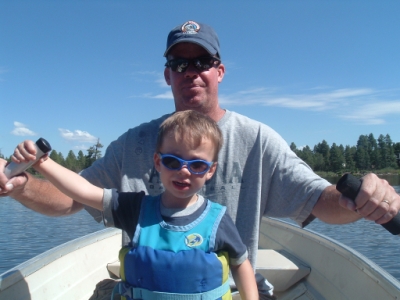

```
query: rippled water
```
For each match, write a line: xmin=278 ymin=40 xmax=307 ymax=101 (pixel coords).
xmin=0 ymin=198 xmax=103 ymax=274
xmin=1 ymin=185 xmax=400 ymax=282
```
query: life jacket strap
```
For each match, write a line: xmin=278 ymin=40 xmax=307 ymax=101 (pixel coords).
xmin=111 ymin=280 xmax=230 ymax=300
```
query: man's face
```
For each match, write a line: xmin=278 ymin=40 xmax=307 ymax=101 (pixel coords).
xmin=164 ymin=43 xmax=225 ymax=114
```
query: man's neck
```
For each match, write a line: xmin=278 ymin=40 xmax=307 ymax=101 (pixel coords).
xmin=207 ymin=107 xmax=226 ymax=122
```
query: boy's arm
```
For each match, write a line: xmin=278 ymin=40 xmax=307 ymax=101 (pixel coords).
xmin=34 ymin=158 xmax=104 ymax=211
xmin=231 ymin=259 xmax=258 ymax=300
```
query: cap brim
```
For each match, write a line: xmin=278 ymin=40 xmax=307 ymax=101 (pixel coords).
xmin=164 ymin=39 xmax=218 ymax=57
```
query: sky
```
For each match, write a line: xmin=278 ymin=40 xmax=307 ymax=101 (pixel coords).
xmin=1 ymin=1 xmax=400 ymax=158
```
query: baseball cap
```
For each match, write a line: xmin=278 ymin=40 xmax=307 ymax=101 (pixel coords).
xmin=164 ymin=21 xmax=221 ymax=58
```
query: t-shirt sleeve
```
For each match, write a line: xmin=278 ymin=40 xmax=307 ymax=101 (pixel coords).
xmin=214 ymin=212 xmax=248 ymax=266
xmin=102 ymin=189 xmax=145 ymax=240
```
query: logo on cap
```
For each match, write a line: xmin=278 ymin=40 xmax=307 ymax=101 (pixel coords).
xmin=181 ymin=21 xmax=200 ymax=35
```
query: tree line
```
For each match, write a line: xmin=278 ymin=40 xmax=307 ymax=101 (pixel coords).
xmin=0 ymin=140 xmax=103 ymax=175
xmin=290 ymin=133 xmax=400 ymax=174
xmin=2 ymin=134 xmax=399 ymax=175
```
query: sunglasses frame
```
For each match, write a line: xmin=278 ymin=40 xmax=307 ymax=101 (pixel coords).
xmin=164 ymin=56 xmax=221 ymax=73
xmin=158 ymin=153 xmax=214 ymax=175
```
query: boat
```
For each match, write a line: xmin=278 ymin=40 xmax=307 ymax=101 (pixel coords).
xmin=1 ymin=217 xmax=399 ymax=300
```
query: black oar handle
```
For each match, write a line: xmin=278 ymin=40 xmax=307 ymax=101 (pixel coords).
xmin=336 ymin=173 xmax=400 ymax=235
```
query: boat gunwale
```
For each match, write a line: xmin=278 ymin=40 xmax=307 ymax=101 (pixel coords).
xmin=0 ymin=228 xmax=121 ymax=292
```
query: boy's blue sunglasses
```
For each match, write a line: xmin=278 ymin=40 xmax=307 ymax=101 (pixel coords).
xmin=158 ymin=153 xmax=214 ymax=175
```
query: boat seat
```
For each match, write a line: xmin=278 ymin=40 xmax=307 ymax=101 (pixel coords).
xmin=106 ymin=249 xmax=311 ymax=292
xmin=255 ymin=249 xmax=310 ymax=292
xmin=107 ymin=260 xmax=121 ymax=279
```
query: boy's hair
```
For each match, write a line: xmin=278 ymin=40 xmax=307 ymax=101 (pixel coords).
xmin=156 ymin=110 xmax=223 ymax=161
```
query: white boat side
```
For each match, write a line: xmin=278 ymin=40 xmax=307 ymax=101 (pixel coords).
xmin=1 ymin=218 xmax=399 ymax=299
xmin=0 ymin=228 xmax=121 ymax=300
xmin=259 ymin=218 xmax=400 ymax=299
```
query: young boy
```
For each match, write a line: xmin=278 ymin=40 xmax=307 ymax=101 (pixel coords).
xmin=12 ymin=110 xmax=258 ymax=299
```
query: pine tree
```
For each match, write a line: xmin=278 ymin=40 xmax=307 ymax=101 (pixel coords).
xmin=77 ymin=150 xmax=86 ymax=171
xmin=85 ymin=139 xmax=103 ymax=168
xmin=329 ymin=143 xmax=345 ymax=173
xmin=355 ymin=135 xmax=370 ymax=170
xmin=344 ymin=145 xmax=356 ymax=172
xmin=314 ymin=140 xmax=330 ymax=171
xmin=65 ymin=150 xmax=78 ymax=172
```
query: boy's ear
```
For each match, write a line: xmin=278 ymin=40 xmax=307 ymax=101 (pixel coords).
xmin=154 ymin=153 xmax=162 ymax=172
xmin=206 ymin=162 xmax=218 ymax=181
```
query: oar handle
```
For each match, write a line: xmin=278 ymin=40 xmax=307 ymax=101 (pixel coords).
xmin=336 ymin=173 xmax=400 ymax=235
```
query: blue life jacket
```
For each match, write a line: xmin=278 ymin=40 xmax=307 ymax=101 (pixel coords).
xmin=112 ymin=195 xmax=232 ymax=300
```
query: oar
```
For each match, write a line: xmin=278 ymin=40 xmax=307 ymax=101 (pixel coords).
xmin=336 ymin=173 xmax=400 ymax=235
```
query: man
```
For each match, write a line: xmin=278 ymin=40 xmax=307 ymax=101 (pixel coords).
xmin=1 ymin=19 xmax=400 ymax=289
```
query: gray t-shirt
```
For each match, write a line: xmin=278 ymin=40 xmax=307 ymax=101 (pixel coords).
xmin=81 ymin=110 xmax=330 ymax=268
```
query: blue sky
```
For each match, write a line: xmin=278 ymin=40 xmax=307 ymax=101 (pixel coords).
xmin=1 ymin=1 xmax=400 ymax=158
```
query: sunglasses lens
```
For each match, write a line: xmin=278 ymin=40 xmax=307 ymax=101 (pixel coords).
xmin=189 ymin=161 xmax=209 ymax=173
xmin=161 ymin=156 xmax=181 ymax=169
xmin=196 ymin=57 xmax=215 ymax=71
xmin=168 ymin=59 xmax=189 ymax=73
xmin=167 ymin=57 xmax=219 ymax=73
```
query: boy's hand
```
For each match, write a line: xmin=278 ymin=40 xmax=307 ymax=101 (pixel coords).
xmin=12 ymin=140 xmax=39 ymax=164
xmin=12 ymin=140 xmax=49 ymax=165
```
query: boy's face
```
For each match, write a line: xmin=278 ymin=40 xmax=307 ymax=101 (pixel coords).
xmin=154 ymin=134 xmax=217 ymax=208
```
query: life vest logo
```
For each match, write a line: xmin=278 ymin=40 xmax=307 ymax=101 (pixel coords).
xmin=185 ymin=233 xmax=203 ymax=248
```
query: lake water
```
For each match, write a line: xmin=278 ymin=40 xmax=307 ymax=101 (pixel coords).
xmin=1 ymin=176 xmax=400 ymax=282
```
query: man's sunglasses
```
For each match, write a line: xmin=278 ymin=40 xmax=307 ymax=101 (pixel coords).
xmin=158 ymin=153 xmax=214 ymax=175
xmin=165 ymin=56 xmax=221 ymax=73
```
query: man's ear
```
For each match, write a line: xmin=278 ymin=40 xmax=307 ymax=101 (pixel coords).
xmin=164 ymin=68 xmax=171 ymax=86
xmin=206 ymin=162 xmax=218 ymax=181
xmin=154 ymin=152 xmax=162 ymax=172
xmin=217 ymin=63 xmax=225 ymax=83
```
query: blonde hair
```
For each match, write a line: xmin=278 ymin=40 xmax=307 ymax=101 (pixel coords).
xmin=156 ymin=110 xmax=223 ymax=161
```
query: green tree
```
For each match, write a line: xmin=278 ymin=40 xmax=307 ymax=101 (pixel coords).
xmin=384 ymin=134 xmax=397 ymax=168
xmin=313 ymin=152 xmax=325 ymax=172
xmin=50 ymin=150 xmax=62 ymax=165
xmin=290 ymin=142 xmax=297 ymax=153
xmin=367 ymin=133 xmax=378 ymax=169
xmin=344 ymin=145 xmax=356 ymax=172
xmin=77 ymin=150 xmax=86 ymax=171
xmin=314 ymin=140 xmax=330 ymax=171
xmin=85 ymin=139 xmax=103 ymax=168
xmin=376 ymin=134 xmax=396 ymax=169
xmin=355 ymin=135 xmax=370 ymax=170
xmin=394 ymin=142 xmax=400 ymax=168
xmin=65 ymin=150 xmax=78 ymax=172
xmin=329 ymin=143 xmax=345 ymax=173
xmin=297 ymin=146 xmax=314 ymax=169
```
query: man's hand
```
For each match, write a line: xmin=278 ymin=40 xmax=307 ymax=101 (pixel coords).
xmin=0 ymin=158 xmax=29 ymax=196
xmin=339 ymin=173 xmax=400 ymax=225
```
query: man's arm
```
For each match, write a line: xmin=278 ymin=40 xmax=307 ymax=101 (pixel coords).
xmin=0 ymin=158 xmax=83 ymax=216
xmin=312 ymin=173 xmax=400 ymax=225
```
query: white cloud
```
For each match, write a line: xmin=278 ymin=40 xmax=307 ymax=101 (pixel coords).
xmin=220 ymin=87 xmax=400 ymax=125
xmin=340 ymin=101 xmax=400 ymax=125
xmin=11 ymin=121 xmax=37 ymax=136
xmin=153 ymin=91 xmax=173 ymax=99
xmin=132 ymin=71 xmax=168 ymax=88
xmin=59 ymin=129 xmax=97 ymax=143
xmin=220 ymin=87 xmax=374 ymax=110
